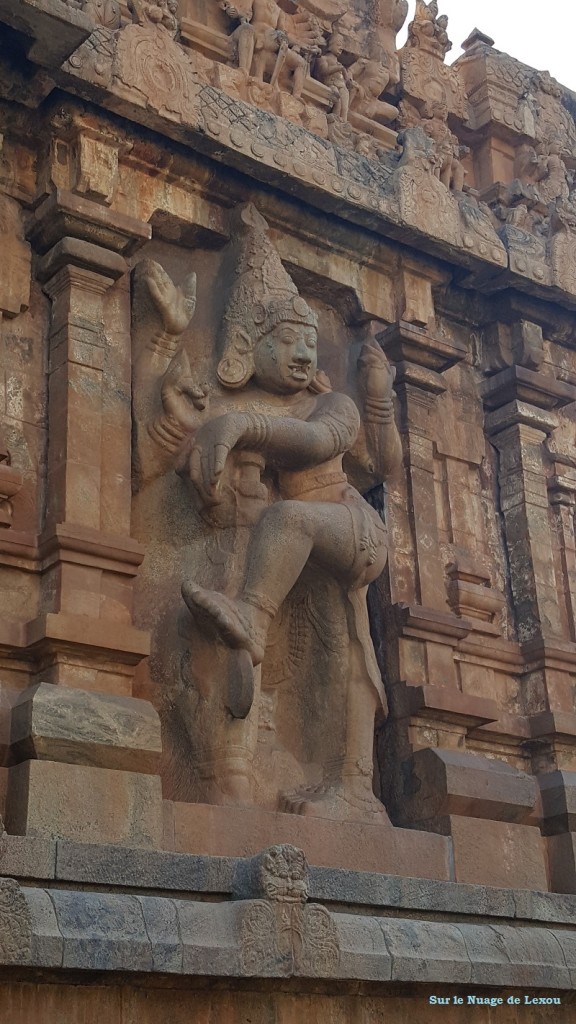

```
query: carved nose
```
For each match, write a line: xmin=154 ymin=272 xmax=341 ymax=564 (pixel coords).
xmin=293 ymin=347 xmax=312 ymax=366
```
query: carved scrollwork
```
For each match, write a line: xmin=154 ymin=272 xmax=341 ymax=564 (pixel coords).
xmin=0 ymin=880 xmax=32 ymax=965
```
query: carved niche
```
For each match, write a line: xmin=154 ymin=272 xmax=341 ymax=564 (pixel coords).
xmin=131 ymin=203 xmax=402 ymax=822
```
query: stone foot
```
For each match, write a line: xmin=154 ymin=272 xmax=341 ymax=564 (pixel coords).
xmin=280 ymin=780 xmax=390 ymax=825
xmin=181 ymin=582 xmax=265 ymax=665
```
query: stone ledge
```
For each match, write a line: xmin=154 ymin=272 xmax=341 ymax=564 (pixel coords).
xmin=1 ymin=836 xmax=575 ymax=925
xmin=0 ymin=880 xmax=572 ymax=987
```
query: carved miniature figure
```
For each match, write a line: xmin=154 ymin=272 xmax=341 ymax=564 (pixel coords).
xmin=314 ymin=30 xmax=355 ymax=121
xmin=136 ymin=204 xmax=401 ymax=821
xmin=129 ymin=0 xmax=178 ymax=35
xmin=421 ymin=99 xmax=466 ymax=191
xmin=533 ymin=137 xmax=570 ymax=205
xmin=348 ymin=57 xmax=397 ymax=126
xmin=405 ymin=0 xmax=451 ymax=59
xmin=83 ymin=0 xmax=121 ymax=28
xmin=223 ymin=0 xmax=321 ymax=97
xmin=434 ymin=13 xmax=451 ymax=58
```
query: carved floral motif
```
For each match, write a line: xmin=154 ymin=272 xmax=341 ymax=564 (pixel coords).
xmin=239 ymin=845 xmax=340 ymax=976
xmin=0 ymin=880 xmax=32 ymax=965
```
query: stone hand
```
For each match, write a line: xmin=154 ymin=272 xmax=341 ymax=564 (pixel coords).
xmin=145 ymin=261 xmax=197 ymax=336
xmin=189 ymin=413 xmax=246 ymax=504
xmin=161 ymin=354 xmax=208 ymax=432
xmin=358 ymin=340 xmax=396 ymax=402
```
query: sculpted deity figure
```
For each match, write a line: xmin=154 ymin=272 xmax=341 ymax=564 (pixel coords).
xmin=347 ymin=56 xmax=398 ymax=126
xmin=314 ymin=31 xmax=355 ymax=121
xmin=134 ymin=204 xmax=401 ymax=821
xmin=222 ymin=0 xmax=322 ymax=97
xmin=421 ymin=99 xmax=466 ymax=191
xmin=405 ymin=0 xmax=450 ymax=59
xmin=512 ymin=137 xmax=570 ymax=211
xmin=129 ymin=0 xmax=178 ymax=35
xmin=533 ymin=137 xmax=570 ymax=206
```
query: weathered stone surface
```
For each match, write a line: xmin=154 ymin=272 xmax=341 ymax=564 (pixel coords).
xmin=450 ymin=817 xmax=548 ymax=890
xmin=169 ymin=802 xmax=452 ymax=879
xmin=136 ymin=896 xmax=182 ymax=973
xmin=0 ymin=197 xmax=31 ymax=318
xmin=487 ymin=925 xmax=570 ymax=989
xmin=0 ymin=0 xmax=92 ymax=65
xmin=547 ymin=833 xmax=576 ymax=895
xmin=0 ymin=878 xmax=32 ymax=965
xmin=10 ymin=682 xmax=162 ymax=774
xmin=309 ymin=868 xmax=518 ymax=919
xmin=23 ymin=887 xmax=62 ymax=967
xmin=6 ymin=761 xmax=163 ymax=848
xmin=539 ymin=770 xmax=576 ymax=834
xmin=383 ymin=918 xmax=471 ymax=984
xmin=50 ymin=889 xmax=153 ymax=971
xmin=401 ymin=748 xmax=537 ymax=826
xmin=334 ymin=913 xmax=391 ymax=981
xmin=55 ymin=840 xmax=235 ymax=891
xmin=0 ymin=834 xmax=57 ymax=881
xmin=177 ymin=900 xmax=243 ymax=976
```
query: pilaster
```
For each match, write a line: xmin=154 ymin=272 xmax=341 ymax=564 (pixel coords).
xmin=1 ymin=178 xmax=163 ymax=845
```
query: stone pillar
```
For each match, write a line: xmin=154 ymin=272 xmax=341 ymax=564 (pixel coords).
xmin=482 ymin=364 xmax=576 ymax=890
xmin=22 ymin=190 xmax=152 ymax=689
xmin=375 ymin=321 xmax=505 ymax=827
xmin=482 ymin=366 xmax=575 ymax=654
xmin=2 ymin=180 xmax=165 ymax=847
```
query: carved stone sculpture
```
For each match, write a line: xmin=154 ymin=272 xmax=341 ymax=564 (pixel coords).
xmin=237 ymin=844 xmax=340 ymax=976
xmin=348 ymin=57 xmax=397 ymax=126
xmin=314 ymin=30 xmax=353 ymax=121
xmin=421 ymin=100 xmax=466 ymax=192
xmin=114 ymin=0 xmax=200 ymax=119
xmin=133 ymin=203 xmax=401 ymax=821
xmin=222 ymin=0 xmax=322 ymax=99
xmin=405 ymin=0 xmax=450 ymax=59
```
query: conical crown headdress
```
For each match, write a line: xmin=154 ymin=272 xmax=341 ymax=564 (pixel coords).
xmin=217 ymin=204 xmax=318 ymax=389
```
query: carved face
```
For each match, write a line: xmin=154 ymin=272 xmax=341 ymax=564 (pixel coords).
xmin=253 ymin=322 xmax=318 ymax=394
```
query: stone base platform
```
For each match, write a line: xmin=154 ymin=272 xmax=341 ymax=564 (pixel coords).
xmin=0 ymin=833 xmax=574 ymax=1023
xmin=164 ymin=802 xmax=552 ymax=890
xmin=165 ymin=801 xmax=452 ymax=879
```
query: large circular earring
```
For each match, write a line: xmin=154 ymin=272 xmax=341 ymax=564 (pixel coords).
xmin=217 ymin=354 xmax=253 ymax=389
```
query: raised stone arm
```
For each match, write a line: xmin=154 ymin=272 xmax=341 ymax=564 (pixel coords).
xmin=347 ymin=339 xmax=401 ymax=489
xmin=186 ymin=392 xmax=360 ymax=505
xmin=145 ymin=261 xmax=197 ymax=356
xmin=132 ymin=260 xmax=204 ymax=488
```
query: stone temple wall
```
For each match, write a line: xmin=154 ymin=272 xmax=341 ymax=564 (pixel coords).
xmin=1 ymin=0 xmax=576 ymax=1018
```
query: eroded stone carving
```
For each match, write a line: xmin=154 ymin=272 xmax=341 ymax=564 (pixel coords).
xmin=314 ymin=30 xmax=352 ymax=121
xmin=405 ymin=0 xmax=451 ymax=60
xmin=133 ymin=202 xmax=401 ymax=820
xmin=238 ymin=845 xmax=340 ymax=976
xmin=0 ymin=442 xmax=23 ymax=529
xmin=0 ymin=880 xmax=32 ymax=965
xmin=114 ymin=0 xmax=201 ymax=118
xmin=348 ymin=57 xmax=398 ymax=127
xmin=222 ymin=0 xmax=323 ymax=99
xmin=400 ymin=3 xmax=466 ymax=121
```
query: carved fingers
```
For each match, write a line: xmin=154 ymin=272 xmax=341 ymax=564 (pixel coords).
xmin=160 ymin=354 xmax=209 ymax=431
xmin=358 ymin=340 xmax=396 ymax=396
xmin=188 ymin=414 xmax=243 ymax=504
xmin=145 ymin=261 xmax=198 ymax=336
xmin=358 ymin=341 xmax=396 ymax=423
